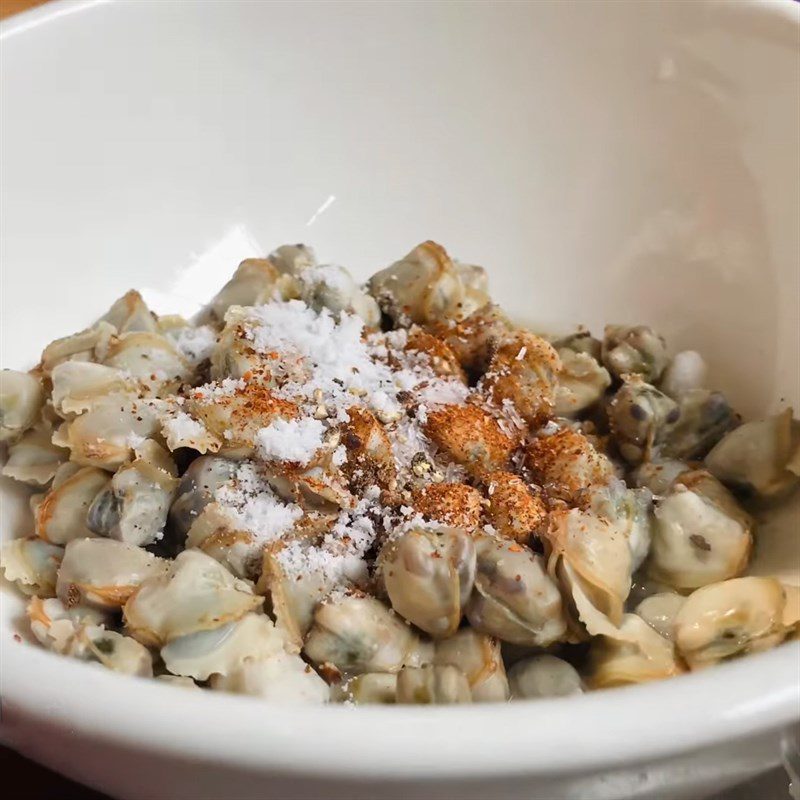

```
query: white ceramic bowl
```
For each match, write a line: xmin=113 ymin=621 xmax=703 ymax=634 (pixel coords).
xmin=1 ymin=2 xmax=799 ymax=798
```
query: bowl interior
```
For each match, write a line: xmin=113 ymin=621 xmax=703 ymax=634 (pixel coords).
xmin=1 ymin=0 xmax=798 ymax=772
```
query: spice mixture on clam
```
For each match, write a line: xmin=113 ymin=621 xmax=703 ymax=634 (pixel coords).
xmin=2 ymin=241 xmax=798 ymax=705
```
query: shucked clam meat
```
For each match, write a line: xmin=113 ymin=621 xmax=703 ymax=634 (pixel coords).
xmin=3 ymin=239 xmax=797 ymax=702
xmin=607 ymin=376 xmax=680 ymax=464
xmin=56 ymin=538 xmax=169 ymax=610
xmin=433 ymin=628 xmax=509 ymax=702
xmin=380 ymin=524 xmax=476 ymax=638
xmin=123 ymin=549 xmax=262 ymax=647
xmin=647 ymin=470 xmax=753 ymax=592
xmin=0 ymin=369 xmax=44 ymax=442
xmin=304 ymin=594 xmax=419 ymax=674
xmin=87 ymin=440 xmax=179 ymax=547
xmin=601 ymin=324 xmax=669 ymax=383
xmin=396 ymin=664 xmax=472 ymax=705
xmin=167 ymin=455 xmax=238 ymax=543
xmin=210 ymin=651 xmax=330 ymax=705
xmin=466 ymin=531 xmax=567 ymax=647
xmin=1 ymin=420 xmax=68 ymax=486
xmin=508 ymin=655 xmax=583 ymax=700
xmin=543 ymin=505 xmax=633 ymax=638
xmin=32 ymin=463 xmax=111 ymax=545
xmin=674 ymin=577 xmax=790 ymax=670
xmin=160 ymin=612 xmax=285 ymax=681
xmin=705 ymin=408 xmax=800 ymax=501
xmin=0 ymin=538 xmax=63 ymax=597
xmin=368 ymin=240 xmax=488 ymax=325
xmin=588 ymin=612 xmax=683 ymax=689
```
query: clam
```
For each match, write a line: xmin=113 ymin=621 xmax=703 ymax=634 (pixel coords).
xmin=57 ymin=538 xmax=169 ymax=610
xmin=161 ymin=611 xmax=286 ymax=680
xmin=0 ymin=369 xmax=44 ymax=442
xmin=80 ymin=626 xmax=154 ymax=677
xmin=258 ymin=547 xmax=331 ymax=651
xmin=674 ymin=577 xmax=788 ymax=669
xmin=662 ymin=389 xmax=736 ymax=460
xmin=482 ymin=471 xmax=548 ymax=545
xmin=183 ymin=503 xmax=260 ymax=579
xmin=338 ymin=673 xmax=398 ymax=704
xmin=553 ymin=348 xmax=611 ymax=418
xmin=433 ymin=628 xmax=509 ymax=702
xmin=659 ymin=350 xmax=708 ymax=400
xmin=507 ymin=655 xmax=584 ymax=700
xmin=338 ymin=407 xmax=396 ymax=493
xmin=466 ymin=531 xmax=567 ymax=647
xmin=428 ymin=304 xmax=514 ymax=374
xmin=410 ymin=482 xmax=482 ymax=529
xmin=86 ymin=440 xmax=178 ymax=547
xmin=51 ymin=361 xmax=138 ymax=418
xmin=380 ymin=525 xmax=476 ymax=638
xmin=206 ymin=258 xmax=281 ymax=324
xmin=0 ymin=538 xmax=63 ymax=597
xmin=403 ymin=329 xmax=466 ymax=382
xmin=608 ymin=376 xmax=679 ymax=464
xmin=210 ymin=652 xmax=330 ymax=704
xmin=33 ymin=465 xmax=110 ymax=544
xmin=1 ymin=421 xmax=69 ymax=486
xmin=102 ymin=331 xmax=193 ymax=394
xmin=168 ymin=455 xmax=238 ymax=542
xmin=631 ymin=457 xmax=689 ymax=495
xmin=100 ymin=289 xmax=158 ymax=333
xmin=551 ymin=330 xmax=603 ymax=361
xmin=27 ymin=596 xmax=111 ymax=656
xmin=601 ymin=324 xmax=669 ymax=382
xmin=39 ymin=321 xmax=116 ymax=376
xmin=265 ymin=462 xmax=354 ymax=514
xmin=589 ymin=481 xmax=653 ymax=572
xmin=635 ymin=592 xmax=686 ymax=641
xmin=59 ymin=395 xmax=161 ymax=470
xmin=480 ymin=331 xmax=561 ymax=426
xmin=647 ymin=470 xmax=753 ymax=591
xmin=268 ymin=243 xmax=317 ymax=276
xmin=589 ymin=612 xmax=683 ymax=688
xmin=423 ymin=404 xmax=515 ymax=477
xmin=525 ymin=426 xmax=616 ymax=506
xmin=454 ymin=261 xmax=491 ymax=317
xmin=124 ymin=549 xmax=262 ymax=647
xmin=304 ymin=594 xmax=419 ymax=674
xmin=395 ymin=664 xmax=472 ymax=705
xmin=209 ymin=306 xmax=275 ymax=382
xmin=544 ymin=506 xmax=633 ymax=637
xmin=186 ymin=382 xmax=298 ymax=455
xmin=367 ymin=240 xmax=470 ymax=325
xmin=299 ymin=264 xmax=381 ymax=328
xmin=705 ymin=408 xmax=800 ymax=501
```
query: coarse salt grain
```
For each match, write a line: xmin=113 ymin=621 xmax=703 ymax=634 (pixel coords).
xmin=255 ymin=417 xmax=325 ymax=465
xmin=162 ymin=412 xmax=208 ymax=442
xmin=215 ymin=462 xmax=303 ymax=545
xmin=193 ymin=377 xmax=246 ymax=401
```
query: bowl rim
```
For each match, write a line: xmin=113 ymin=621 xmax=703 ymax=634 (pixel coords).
xmin=2 ymin=639 xmax=799 ymax=777
xmin=1 ymin=0 xmax=799 ymax=780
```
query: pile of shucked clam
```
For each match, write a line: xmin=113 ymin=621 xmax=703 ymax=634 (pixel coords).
xmin=1 ymin=240 xmax=799 ymax=705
